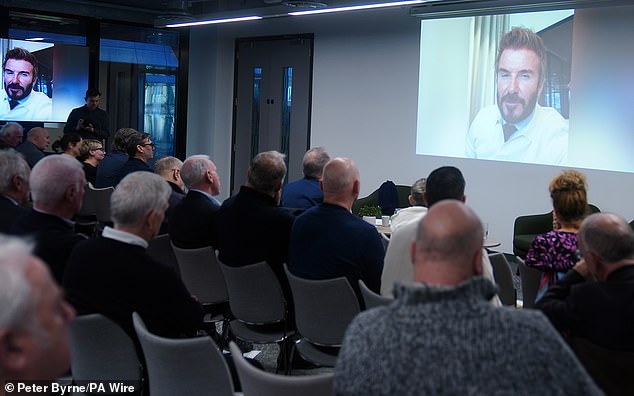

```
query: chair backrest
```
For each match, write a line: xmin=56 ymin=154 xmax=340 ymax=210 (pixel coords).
xmin=488 ymin=253 xmax=517 ymax=307
xmin=132 ymin=312 xmax=235 ymax=396
xmin=284 ymin=265 xmax=360 ymax=346
xmin=70 ymin=314 xmax=142 ymax=384
xmin=570 ymin=337 xmax=634 ymax=395
xmin=217 ymin=256 xmax=287 ymax=324
xmin=146 ymin=234 xmax=180 ymax=275
xmin=512 ymin=212 xmax=553 ymax=258
xmin=171 ymin=243 xmax=228 ymax=305
xmin=518 ymin=261 xmax=542 ymax=309
xmin=89 ymin=183 xmax=114 ymax=223
xmin=358 ymin=279 xmax=392 ymax=309
xmin=78 ymin=182 xmax=98 ymax=217
xmin=229 ymin=342 xmax=334 ymax=396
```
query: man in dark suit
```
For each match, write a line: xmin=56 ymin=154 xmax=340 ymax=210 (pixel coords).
xmin=169 ymin=154 xmax=222 ymax=249
xmin=95 ymin=127 xmax=137 ymax=188
xmin=154 ymin=156 xmax=185 ymax=235
xmin=63 ymin=171 xmax=203 ymax=339
xmin=113 ymin=131 xmax=154 ymax=186
xmin=537 ymin=212 xmax=634 ymax=351
xmin=15 ymin=127 xmax=49 ymax=168
xmin=0 ymin=150 xmax=30 ymax=232
xmin=11 ymin=155 xmax=86 ymax=283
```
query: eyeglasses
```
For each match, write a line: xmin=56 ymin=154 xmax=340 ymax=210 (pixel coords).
xmin=93 ymin=147 xmax=105 ymax=152
xmin=139 ymin=143 xmax=156 ymax=150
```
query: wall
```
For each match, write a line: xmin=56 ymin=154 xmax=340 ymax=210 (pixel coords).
xmin=187 ymin=7 xmax=634 ymax=253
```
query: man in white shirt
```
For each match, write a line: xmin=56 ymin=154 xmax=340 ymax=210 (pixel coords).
xmin=0 ymin=47 xmax=52 ymax=121
xmin=465 ymin=27 xmax=568 ymax=165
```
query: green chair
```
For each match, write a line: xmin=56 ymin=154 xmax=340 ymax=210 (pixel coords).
xmin=352 ymin=182 xmax=411 ymax=216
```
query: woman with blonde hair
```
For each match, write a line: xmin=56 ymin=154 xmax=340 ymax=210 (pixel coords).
xmin=79 ymin=139 xmax=105 ymax=186
xmin=525 ymin=169 xmax=588 ymax=302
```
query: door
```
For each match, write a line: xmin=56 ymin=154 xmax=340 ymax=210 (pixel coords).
xmin=231 ymin=35 xmax=313 ymax=195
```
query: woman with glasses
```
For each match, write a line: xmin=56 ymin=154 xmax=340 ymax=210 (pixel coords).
xmin=79 ymin=139 xmax=105 ymax=186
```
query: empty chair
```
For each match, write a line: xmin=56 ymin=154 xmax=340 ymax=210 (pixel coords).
xmin=518 ymin=260 xmax=542 ymax=308
xmin=132 ymin=312 xmax=236 ymax=396
xmin=146 ymin=234 xmax=180 ymax=276
xmin=229 ymin=342 xmax=334 ymax=396
xmin=358 ymin=279 xmax=392 ymax=309
xmin=488 ymin=253 xmax=517 ymax=307
xmin=70 ymin=314 xmax=142 ymax=394
xmin=217 ymin=257 xmax=295 ymax=372
xmin=89 ymin=183 xmax=114 ymax=224
xmin=284 ymin=265 xmax=361 ymax=367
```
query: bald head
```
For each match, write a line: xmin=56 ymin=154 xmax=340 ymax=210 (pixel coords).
xmin=321 ymin=157 xmax=360 ymax=208
xmin=578 ymin=213 xmax=634 ymax=280
xmin=27 ymin=127 xmax=50 ymax=151
xmin=412 ymin=200 xmax=483 ymax=286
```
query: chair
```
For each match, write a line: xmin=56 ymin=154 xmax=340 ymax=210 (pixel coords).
xmin=488 ymin=253 xmax=517 ymax=307
xmin=518 ymin=260 xmax=542 ymax=309
xmin=570 ymin=337 xmax=634 ymax=396
xmin=217 ymin=257 xmax=294 ymax=372
xmin=90 ymin=183 xmax=115 ymax=224
xmin=352 ymin=182 xmax=411 ymax=216
xmin=229 ymin=342 xmax=334 ymax=396
xmin=132 ymin=312 xmax=236 ymax=396
xmin=284 ymin=265 xmax=361 ymax=367
xmin=170 ymin=243 xmax=230 ymax=341
xmin=146 ymin=234 xmax=180 ymax=276
xmin=358 ymin=279 xmax=392 ymax=309
xmin=70 ymin=314 xmax=142 ymax=393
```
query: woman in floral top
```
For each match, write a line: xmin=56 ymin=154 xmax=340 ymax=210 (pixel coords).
xmin=525 ymin=170 xmax=588 ymax=302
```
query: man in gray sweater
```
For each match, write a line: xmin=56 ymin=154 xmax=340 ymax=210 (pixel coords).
xmin=335 ymin=200 xmax=601 ymax=396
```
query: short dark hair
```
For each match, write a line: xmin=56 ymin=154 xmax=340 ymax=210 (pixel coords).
xmin=125 ymin=131 xmax=150 ymax=157
xmin=52 ymin=132 xmax=82 ymax=153
xmin=496 ymin=27 xmax=546 ymax=86
xmin=112 ymin=128 xmax=139 ymax=152
xmin=425 ymin=166 xmax=465 ymax=206
xmin=85 ymin=88 xmax=101 ymax=98
xmin=3 ymin=48 xmax=38 ymax=79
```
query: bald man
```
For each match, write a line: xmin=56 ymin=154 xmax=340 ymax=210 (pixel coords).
xmin=335 ymin=200 xmax=600 ymax=395
xmin=537 ymin=212 xmax=634 ymax=351
xmin=288 ymin=157 xmax=384 ymax=305
xmin=15 ymin=127 xmax=50 ymax=167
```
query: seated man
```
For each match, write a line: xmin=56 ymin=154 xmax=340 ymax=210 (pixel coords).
xmin=381 ymin=166 xmax=500 ymax=306
xmin=154 ymin=156 xmax=185 ymax=235
xmin=63 ymin=172 xmax=203 ymax=339
xmin=0 ymin=121 xmax=24 ymax=150
xmin=282 ymin=147 xmax=330 ymax=210
xmin=335 ymin=200 xmax=600 ymax=395
xmin=11 ymin=154 xmax=86 ymax=283
xmin=15 ymin=127 xmax=50 ymax=168
xmin=0 ymin=150 xmax=30 ymax=232
xmin=95 ymin=127 xmax=137 ymax=188
xmin=0 ymin=236 xmax=75 ymax=384
xmin=113 ymin=131 xmax=154 ymax=186
xmin=288 ymin=157 xmax=383 ymax=304
xmin=170 ymin=154 xmax=222 ymax=249
xmin=537 ymin=212 xmax=634 ymax=351
xmin=218 ymin=151 xmax=295 ymax=307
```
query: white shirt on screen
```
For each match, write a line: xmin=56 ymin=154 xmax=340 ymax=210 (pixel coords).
xmin=0 ymin=89 xmax=52 ymax=121
xmin=465 ymin=104 xmax=568 ymax=165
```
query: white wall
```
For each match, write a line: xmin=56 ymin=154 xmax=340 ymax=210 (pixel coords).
xmin=187 ymin=7 xmax=634 ymax=254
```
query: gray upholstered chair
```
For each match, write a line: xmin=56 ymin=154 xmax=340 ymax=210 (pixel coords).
xmin=146 ymin=234 xmax=180 ymax=275
xmin=518 ymin=260 xmax=542 ymax=309
xmin=358 ymin=279 xmax=392 ymax=309
xmin=70 ymin=314 xmax=142 ymax=395
xmin=229 ymin=342 xmax=334 ymax=396
xmin=488 ymin=253 xmax=517 ymax=307
xmin=132 ymin=312 xmax=236 ymax=396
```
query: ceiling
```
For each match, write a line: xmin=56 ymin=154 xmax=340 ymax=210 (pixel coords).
xmin=3 ymin=0 xmax=397 ymax=27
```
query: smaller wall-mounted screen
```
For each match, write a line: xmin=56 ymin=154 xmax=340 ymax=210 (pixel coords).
xmin=0 ymin=38 xmax=88 ymax=123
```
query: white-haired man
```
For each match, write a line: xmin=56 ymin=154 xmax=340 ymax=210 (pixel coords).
xmin=63 ymin=171 xmax=203 ymax=339
xmin=282 ymin=147 xmax=330 ymax=210
xmin=0 ymin=122 xmax=24 ymax=149
xmin=0 ymin=150 xmax=30 ymax=232
xmin=11 ymin=154 xmax=86 ymax=283
xmin=169 ymin=154 xmax=222 ymax=249
xmin=0 ymin=236 xmax=75 ymax=386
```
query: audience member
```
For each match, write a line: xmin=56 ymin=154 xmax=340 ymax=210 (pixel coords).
xmin=281 ymin=147 xmax=330 ymax=210
xmin=0 ymin=236 xmax=75 ymax=384
xmin=537 ymin=212 xmax=634 ymax=351
xmin=52 ymin=132 xmax=82 ymax=158
xmin=154 ymin=156 xmax=185 ymax=235
xmin=0 ymin=150 xmax=30 ymax=232
xmin=381 ymin=166 xmax=499 ymax=305
xmin=95 ymin=127 xmax=137 ymax=188
xmin=218 ymin=151 xmax=295 ymax=307
xmin=288 ymin=157 xmax=383 ymax=304
xmin=169 ymin=154 xmax=222 ymax=248
xmin=335 ymin=200 xmax=601 ymax=396
xmin=525 ymin=169 xmax=587 ymax=302
xmin=10 ymin=155 xmax=86 ymax=283
xmin=15 ymin=127 xmax=50 ymax=167
xmin=0 ymin=122 xmax=24 ymax=149
xmin=113 ymin=131 xmax=154 ymax=186
xmin=63 ymin=171 xmax=203 ymax=340
xmin=78 ymin=139 xmax=105 ymax=186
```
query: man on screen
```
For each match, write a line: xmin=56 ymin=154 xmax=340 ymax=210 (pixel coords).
xmin=465 ymin=27 xmax=568 ymax=165
xmin=0 ymin=47 xmax=52 ymax=121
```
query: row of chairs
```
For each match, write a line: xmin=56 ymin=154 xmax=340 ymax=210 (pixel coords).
xmin=488 ymin=252 xmax=541 ymax=308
